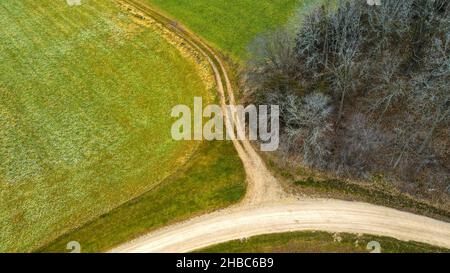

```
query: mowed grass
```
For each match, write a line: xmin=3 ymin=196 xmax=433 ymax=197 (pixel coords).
xmin=145 ymin=0 xmax=303 ymax=59
xmin=199 ymin=231 xmax=449 ymax=253
xmin=40 ymin=141 xmax=245 ymax=253
xmin=0 ymin=0 xmax=213 ymax=252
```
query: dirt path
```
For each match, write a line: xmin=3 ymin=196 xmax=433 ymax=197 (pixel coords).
xmin=111 ymin=199 xmax=450 ymax=252
xmin=123 ymin=0 xmax=287 ymax=204
xmin=111 ymin=0 xmax=450 ymax=252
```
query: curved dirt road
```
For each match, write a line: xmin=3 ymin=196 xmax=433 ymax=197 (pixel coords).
xmin=112 ymin=0 xmax=450 ymax=252
xmin=111 ymin=199 xmax=450 ymax=252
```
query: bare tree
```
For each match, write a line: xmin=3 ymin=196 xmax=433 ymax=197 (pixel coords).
xmin=338 ymin=113 xmax=385 ymax=177
xmin=410 ymin=34 xmax=450 ymax=154
xmin=244 ymin=28 xmax=298 ymax=102
xmin=282 ymin=93 xmax=333 ymax=168
xmin=243 ymin=0 xmax=450 ymax=200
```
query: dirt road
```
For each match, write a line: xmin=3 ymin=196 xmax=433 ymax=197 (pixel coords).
xmin=112 ymin=0 xmax=450 ymax=252
xmin=111 ymin=199 xmax=450 ymax=252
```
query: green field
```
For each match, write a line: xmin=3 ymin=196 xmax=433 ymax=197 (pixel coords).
xmin=40 ymin=141 xmax=245 ymax=253
xmin=199 ymin=231 xmax=449 ymax=253
xmin=0 ymin=0 xmax=214 ymax=252
xmin=146 ymin=0 xmax=305 ymax=59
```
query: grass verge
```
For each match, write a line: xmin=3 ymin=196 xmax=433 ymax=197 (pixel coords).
xmin=198 ymin=231 xmax=449 ymax=253
xmin=294 ymin=177 xmax=450 ymax=222
xmin=262 ymin=155 xmax=450 ymax=222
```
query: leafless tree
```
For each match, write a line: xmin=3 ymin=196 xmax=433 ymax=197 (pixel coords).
xmin=281 ymin=93 xmax=333 ymax=168
xmin=337 ymin=113 xmax=385 ymax=177
xmin=410 ymin=35 xmax=450 ymax=154
xmin=244 ymin=28 xmax=298 ymax=102
xmin=243 ymin=0 xmax=450 ymax=199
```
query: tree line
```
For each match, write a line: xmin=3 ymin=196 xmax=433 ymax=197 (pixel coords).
xmin=243 ymin=0 xmax=450 ymax=200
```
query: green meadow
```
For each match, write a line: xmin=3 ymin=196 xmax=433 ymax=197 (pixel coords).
xmin=146 ymin=0 xmax=304 ymax=59
xmin=0 ymin=0 xmax=214 ymax=252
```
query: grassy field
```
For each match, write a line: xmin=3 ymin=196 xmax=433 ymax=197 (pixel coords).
xmin=40 ymin=141 xmax=245 ymax=253
xmin=0 ymin=0 xmax=215 ymax=252
xmin=146 ymin=0 xmax=307 ymax=60
xmin=199 ymin=231 xmax=449 ymax=253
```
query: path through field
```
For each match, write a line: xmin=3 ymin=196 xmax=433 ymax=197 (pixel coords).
xmin=111 ymin=0 xmax=450 ymax=252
